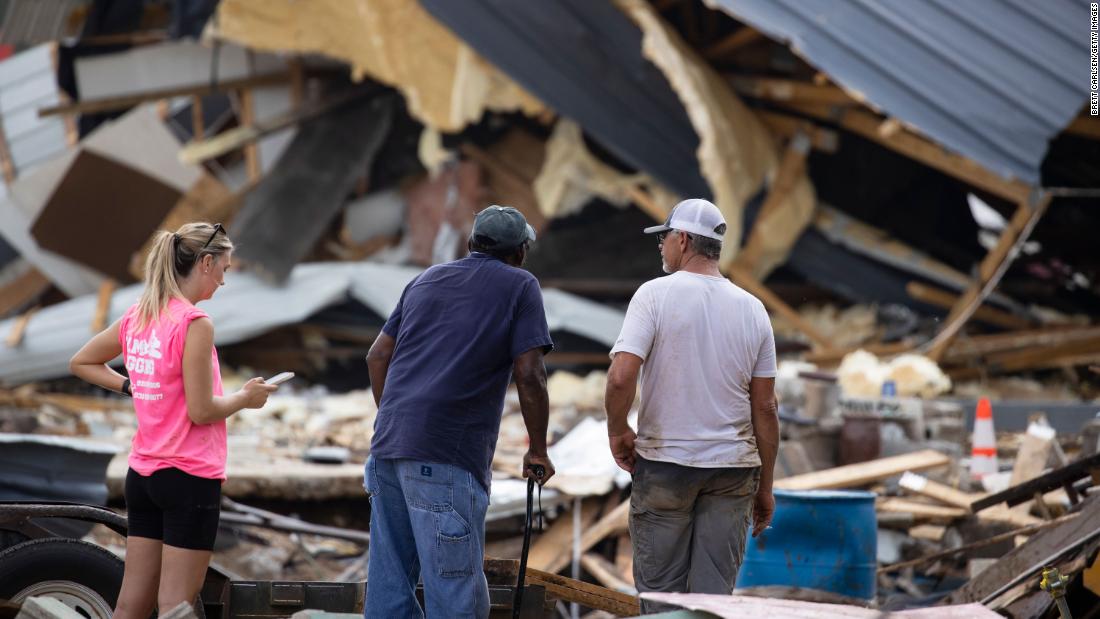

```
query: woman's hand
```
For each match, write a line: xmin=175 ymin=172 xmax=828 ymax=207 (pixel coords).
xmin=239 ymin=377 xmax=278 ymax=409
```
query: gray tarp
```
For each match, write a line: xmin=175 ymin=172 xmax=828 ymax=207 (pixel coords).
xmin=0 ymin=262 xmax=625 ymax=385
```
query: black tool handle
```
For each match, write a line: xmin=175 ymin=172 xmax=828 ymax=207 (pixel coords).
xmin=513 ymin=464 xmax=545 ymax=618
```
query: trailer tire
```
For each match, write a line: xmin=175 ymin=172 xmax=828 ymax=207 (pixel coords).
xmin=0 ymin=537 xmax=124 ymax=619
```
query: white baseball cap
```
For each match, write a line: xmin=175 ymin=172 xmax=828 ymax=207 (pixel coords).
xmin=643 ymin=198 xmax=727 ymax=241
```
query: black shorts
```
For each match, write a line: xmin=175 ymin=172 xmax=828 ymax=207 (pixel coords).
xmin=124 ymin=467 xmax=221 ymax=551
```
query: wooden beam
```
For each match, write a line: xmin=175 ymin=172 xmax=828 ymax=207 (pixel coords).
xmin=579 ymin=553 xmax=635 ymax=594
xmin=704 ymin=27 xmax=763 ymax=59
xmin=1066 ymin=114 xmax=1100 ymax=140
xmin=38 ymin=72 xmax=289 ymax=118
xmin=614 ymin=533 xmax=634 ymax=587
xmin=774 ymin=449 xmax=950 ymax=491
xmin=755 ymin=110 xmax=838 ymax=153
xmin=905 ymin=281 xmax=1031 ymax=330
xmin=986 ymin=334 xmax=1100 ymax=372
xmin=48 ymin=42 xmax=79 ymax=145
xmin=727 ymin=264 xmax=833 ymax=350
xmin=730 ymin=76 xmax=853 ymax=106
xmin=580 ymin=499 xmax=630 ymax=554
xmin=238 ymin=89 xmax=261 ymax=183
xmin=877 ymin=498 xmax=969 ymax=524
xmin=180 ymin=88 xmax=373 ymax=165
xmin=942 ymin=325 xmax=1100 ymax=363
xmin=190 ymin=95 xmax=204 ymax=141
xmin=0 ymin=268 xmax=51 ymax=317
xmin=0 ymin=108 xmax=16 ymax=184
xmin=802 ymin=340 xmax=916 ymax=365
xmin=484 ymin=558 xmax=640 ymax=616
xmin=734 ymin=131 xmax=810 ymax=273
xmin=289 ymin=58 xmax=306 ymax=110
xmin=773 ymin=101 xmax=1033 ymax=204
xmin=927 ymin=192 xmax=1050 ymax=362
xmin=527 ymin=497 xmax=602 ymax=574
xmin=92 ymin=279 xmax=116 ymax=333
xmin=625 ymin=185 xmax=669 ymax=223
xmin=880 ymin=513 xmax=1080 ymax=574
xmin=5 ymin=306 xmax=39 ymax=348
xmin=899 ymin=472 xmax=1040 ymax=527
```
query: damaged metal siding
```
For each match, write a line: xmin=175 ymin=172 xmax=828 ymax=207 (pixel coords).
xmin=707 ymin=0 xmax=1087 ymax=185
xmin=420 ymin=0 xmax=710 ymax=200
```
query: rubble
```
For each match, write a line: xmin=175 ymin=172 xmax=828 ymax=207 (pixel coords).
xmin=0 ymin=1 xmax=1098 ymax=617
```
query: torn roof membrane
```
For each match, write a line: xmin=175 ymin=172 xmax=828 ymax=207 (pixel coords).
xmin=707 ymin=0 xmax=1087 ymax=186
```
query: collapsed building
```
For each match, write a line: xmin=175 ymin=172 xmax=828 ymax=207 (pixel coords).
xmin=0 ymin=0 xmax=1099 ymax=616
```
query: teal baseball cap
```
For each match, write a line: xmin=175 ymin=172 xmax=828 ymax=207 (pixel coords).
xmin=471 ymin=205 xmax=536 ymax=250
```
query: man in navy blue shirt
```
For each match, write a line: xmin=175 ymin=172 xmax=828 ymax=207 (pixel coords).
xmin=363 ymin=205 xmax=555 ymax=618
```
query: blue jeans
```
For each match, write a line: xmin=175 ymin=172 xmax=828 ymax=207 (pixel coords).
xmin=364 ymin=456 xmax=490 ymax=618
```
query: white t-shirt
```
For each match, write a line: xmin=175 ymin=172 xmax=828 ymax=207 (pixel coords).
xmin=610 ymin=271 xmax=777 ymax=468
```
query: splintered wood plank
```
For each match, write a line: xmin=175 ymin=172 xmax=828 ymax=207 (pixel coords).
xmin=0 ymin=267 xmax=51 ymax=317
xmin=5 ymin=306 xmax=39 ymax=348
xmin=899 ymin=472 xmax=1040 ymax=527
xmin=528 ymin=496 xmax=602 ymax=574
xmin=877 ymin=498 xmax=968 ymax=523
xmin=92 ymin=279 xmax=116 ymax=332
xmin=580 ymin=552 xmax=634 ymax=594
xmin=775 ymin=450 xmax=950 ymax=491
xmin=615 ymin=532 xmax=635 ymax=587
xmin=927 ymin=194 xmax=1050 ymax=362
xmin=484 ymin=558 xmax=640 ymax=617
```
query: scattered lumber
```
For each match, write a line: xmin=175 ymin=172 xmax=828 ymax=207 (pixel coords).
xmin=579 ymin=553 xmax=635 ymax=594
xmin=0 ymin=268 xmax=51 ymax=317
xmin=527 ymin=497 xmax=602 ymax=574
xmin=484 ymin=558 xmax=640 ymax=617
xmin=770 ymin=101 xmax=1032 ymax=204
xmin=905 ymin=281 xmax=1031 ymax=330
xmin=944 ymin=495 xmax=1100 ymax=605
xmin=580 ymin=499 xmax=630 ymax=556
xmin=971 ymin=452 xmax=1100 ymax=512
xmin=877 ymin=499 xmax=968 ymax=524
xmin=730 ymin=75 xmax=853 ymax=106
xmin=5 ymin=306 xmax=39 ymax=348
xmin=219 ymin=497 xmax=370 ymax=544
xmin=927 ymin=193 xmax=1051 ymax=362
xmin=879 ymin=512 xmax=1080 ymax=574
xmin=775 ymin=450 xmax=950 ymax=491
xmin=92 ymin=280 xmax=116 ymax=333
xmin=898 ymin=472 xmax=1040 ymax=527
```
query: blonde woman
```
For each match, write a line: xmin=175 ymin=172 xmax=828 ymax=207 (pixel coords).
xmin=70 ymin=222 xmax=277 ymax=618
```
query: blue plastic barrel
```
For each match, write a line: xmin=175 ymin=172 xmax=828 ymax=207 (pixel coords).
xmin=737 ymin=489 xmax=877 ymax=599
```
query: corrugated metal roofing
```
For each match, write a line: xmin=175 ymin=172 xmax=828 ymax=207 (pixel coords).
xmin=0 ymin=43 xmax=69 ymax=200
xmin=420 ymin=0 xmax=710 ymax=199
xmin=0 ymin=0 xmax=85 ymax=46
xmin=0 ymin=262 xmax=627 ymax=385
xmin=708 ymin=0 xmax=1087 ymax=185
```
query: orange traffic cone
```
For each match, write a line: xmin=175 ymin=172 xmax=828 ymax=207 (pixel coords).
xmin=970 ymin=397 xmax=998 ymax=479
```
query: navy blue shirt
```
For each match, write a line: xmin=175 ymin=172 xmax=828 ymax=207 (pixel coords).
xmin=370 ymin=253 xmax=553 ymax=491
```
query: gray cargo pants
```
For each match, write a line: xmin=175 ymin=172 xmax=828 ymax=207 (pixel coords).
xmin=629 ymin=456 xmax=759 ymax=614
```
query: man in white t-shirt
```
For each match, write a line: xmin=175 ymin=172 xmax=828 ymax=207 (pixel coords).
xmin=605 ymin=198 xmax=780 ymax=612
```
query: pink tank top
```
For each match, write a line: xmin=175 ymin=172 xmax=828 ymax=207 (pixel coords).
xmin=118 ymin=297 xmax=226 ymax=480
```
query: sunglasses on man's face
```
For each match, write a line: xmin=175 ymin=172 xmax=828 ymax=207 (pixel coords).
xmin=656 ymin=230 xmax=679 ymax=245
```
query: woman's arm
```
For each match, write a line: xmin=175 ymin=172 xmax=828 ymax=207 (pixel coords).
xmin=70 ymin=319 xmax=128 ymax=394
xmin=182 ymin=317 xmax=276 ymax=424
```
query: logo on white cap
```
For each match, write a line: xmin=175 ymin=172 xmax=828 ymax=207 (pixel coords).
xmin=643 ymin=199 xmax=727 ymax=241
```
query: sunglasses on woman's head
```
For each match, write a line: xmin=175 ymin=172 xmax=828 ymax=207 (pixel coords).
xmin=201 ymin=223 xmax=224 ymax=250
